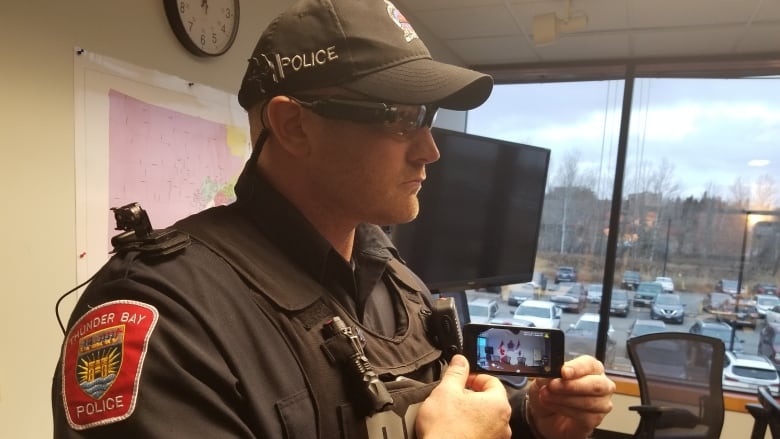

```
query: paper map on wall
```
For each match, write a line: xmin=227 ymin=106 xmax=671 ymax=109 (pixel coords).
xmin=108 ymin=89 xmax=247 ymax=234
xmin=74 ymin=50 xmax=251 ymax=283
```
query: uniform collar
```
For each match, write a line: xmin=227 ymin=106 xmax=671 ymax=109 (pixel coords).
xmin=234 ymin=165 xmax=397 ymax=285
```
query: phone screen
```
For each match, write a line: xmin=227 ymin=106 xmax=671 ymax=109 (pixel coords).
xmin=462 ymin=323 xmax=564 ymax=377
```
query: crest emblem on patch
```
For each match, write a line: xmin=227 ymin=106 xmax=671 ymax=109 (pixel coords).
xmin=76 ymin=325 xmax=124 ymax=399
xmin=385 ymin=0 xmax=418 ymax=43
xmin=61 ymin=300 xmax=158 ymax=430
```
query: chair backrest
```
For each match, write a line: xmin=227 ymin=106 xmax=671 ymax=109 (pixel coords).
xmin=627 ymin=332 xmax=725 ymax=439
xmin=759 ymin=386 xmax=780 ymax=438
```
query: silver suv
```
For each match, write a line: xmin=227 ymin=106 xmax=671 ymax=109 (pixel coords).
xmin=467 ymin=298 xmax=499 ymax=323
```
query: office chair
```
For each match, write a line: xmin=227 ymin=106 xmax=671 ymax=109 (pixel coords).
xmin=748 ymin=385 xmax=780 ymax=439
xmin=627 ymin=332 xmax=725 ymax=439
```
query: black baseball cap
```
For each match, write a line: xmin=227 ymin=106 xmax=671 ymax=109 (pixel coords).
xmin=237 ymin=0 xmax=493 ymax=111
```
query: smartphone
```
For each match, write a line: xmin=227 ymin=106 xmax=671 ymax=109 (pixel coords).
xmin=462 ymin=323 xmax=564 ymax=377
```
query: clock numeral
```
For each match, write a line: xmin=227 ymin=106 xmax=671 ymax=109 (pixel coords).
xmin=200 ymin=33 xmax=207 ymax=46
xmin=187 ymin=20 xmax=194 ymax=32
xmin=212 ymin=33 xmax=218 ymax=44
xmin=225 ymin=8 xmax=233 ymax=19
xmin=221 ymin=23 xmax=226 ymax=34
xmin=179 ymin=0 xmax=188 ymax=14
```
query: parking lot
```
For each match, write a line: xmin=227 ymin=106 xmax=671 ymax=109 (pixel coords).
xmin=465 ymin=287 xmax=761 ymax=373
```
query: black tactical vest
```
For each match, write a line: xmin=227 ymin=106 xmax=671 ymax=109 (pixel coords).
xmin=174 ymin=205 xmax=444 ymax=439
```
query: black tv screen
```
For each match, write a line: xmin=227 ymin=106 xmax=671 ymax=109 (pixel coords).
xmin=390 ymin=128 xmax=550 ymax=292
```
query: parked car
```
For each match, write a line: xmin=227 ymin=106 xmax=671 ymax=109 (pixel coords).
xmin=549 ymin=283 xmax=587 ymax=313
xmin=467 ymin=298 xmax=499 ymax=323
xmin=722 ymin=351 xmax=780 ymax=395
xmin=755 ymin=294 xmax=780 ymax=318
xmin=633 ymin=282 xmax=663 ymax=307
xmin=758 ymin=322 xmax=780 ymax=369
xmin=554 ymin=266 xmax=577 ymax=284
xmin=650 ymin=293 xmax=685 ymax=324
xmin=621 ymin=270 xmax=641 ymax=290
xmin=586 ymin=283 xmax=603 ymax=304
xmin=654 ymin=276 xmax=675 ymax=293
xmin=754 ymin=282 xmax=779 ymax=296
xmin=689 ymin=318 xmax=744 ymax=352
xmin=511 ymin=300 xmax=561 ymax=329
xmin=767 ymin=305 xmax=780 ymax=325
xmin=489 ymin=315 xmax=536 ymax=327
xmin=702 ymin=291 xmax=734 ymax=313
xmin=627 ymin=319 xmax=667 ymax=345
xmin=506 ymin=282 xmax=536 ymax=307
xmin=715 ymin=279 xmax=743 ymax=296
xmin=609 ymin=289 xmax=631 ymax=317
xmin=565 ymin=313 xmax=616 ymax=367
xmin=706 ymin=300 xmax=759 ymax=329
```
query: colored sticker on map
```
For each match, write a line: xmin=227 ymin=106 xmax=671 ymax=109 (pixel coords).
xmin=61 ymin=300 xmax=159 ymax=430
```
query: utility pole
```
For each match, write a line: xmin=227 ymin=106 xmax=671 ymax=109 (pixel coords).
xmin=662 ymin=217 xmax=671 ymax=277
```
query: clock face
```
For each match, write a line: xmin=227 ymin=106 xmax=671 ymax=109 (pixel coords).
xmin=164 ymin=0 xmax=240 ymax=57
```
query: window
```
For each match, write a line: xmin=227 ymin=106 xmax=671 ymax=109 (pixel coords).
xmin=463 ymin=61 xmax=780 ymax=396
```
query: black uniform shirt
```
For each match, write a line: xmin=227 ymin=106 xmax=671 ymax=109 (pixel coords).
xmin=236 ymin=169 xmax=401 ymax=335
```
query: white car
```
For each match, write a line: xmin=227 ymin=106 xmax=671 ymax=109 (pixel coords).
xmin=655 ymin=276 xmax=675 ymax=293
xmin=565 ymin=313 xmax=617 ymax=367
xmin=722 ymin=351 xmax=780 ymax=395
xmin=755 ymin=294 xmax=780 ymax=318
xmin=467 ymin=298 xmax=499 ymax=324
xmin=586 ymin=283 xmax=603 ymax=304
xmin=512 ymin=300 xmax=561 ymax=328
xmin=767 ymin=305 xmax=780 ymax=325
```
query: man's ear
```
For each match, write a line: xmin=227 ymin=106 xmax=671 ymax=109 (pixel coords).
xmin=265 ymin=96 xmax=310 ymax=157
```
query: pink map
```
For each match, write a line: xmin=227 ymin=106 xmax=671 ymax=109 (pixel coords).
xmin=108 ymin=89 xmax=247 ymax=234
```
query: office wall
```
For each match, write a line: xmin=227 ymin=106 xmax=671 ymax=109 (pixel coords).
xmin=0 ymin=0 xmax=760 ymax=438
xmin=0 ymin=1 xmax=280 ymax=437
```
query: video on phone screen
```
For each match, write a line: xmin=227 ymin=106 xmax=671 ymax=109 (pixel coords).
xmin=474 ymin=327 xmax=554 ymax=375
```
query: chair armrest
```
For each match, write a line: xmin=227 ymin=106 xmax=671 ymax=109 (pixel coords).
xmin=746 ymin=403 xmax=768 ymax=419
xmin=746 ymin=403 xmax=769 ymax=439
xmin=629 ymin=405 xmax=699 ymax=429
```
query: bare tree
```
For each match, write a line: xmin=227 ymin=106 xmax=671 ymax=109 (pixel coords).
xmin=729 ymin=177 xmax=751 ymax=208
xmin=753 ymin=174 xmax=777 ymax=210
xmin=643 ymin=159 xmax=680 ymax=260
xmin=550 ymin=150 xmax=597 ymax=254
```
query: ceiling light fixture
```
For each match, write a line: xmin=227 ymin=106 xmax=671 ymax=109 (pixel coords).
xmin=532 ymin=0 xmax=588 ymax=46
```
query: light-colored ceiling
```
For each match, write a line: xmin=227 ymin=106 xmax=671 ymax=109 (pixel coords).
xmin=393 ymin=0 xmax=780 ymax=74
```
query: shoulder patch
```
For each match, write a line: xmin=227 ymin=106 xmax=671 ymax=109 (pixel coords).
xmin=61 ymin=300 xmax=159 ymax=430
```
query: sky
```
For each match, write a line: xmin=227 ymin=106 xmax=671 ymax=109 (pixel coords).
xmin=464 ymin=77 xmax=780 ymax=207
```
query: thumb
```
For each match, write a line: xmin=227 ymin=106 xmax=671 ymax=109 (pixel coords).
xmin=441 ymin=354 xmax=470 ymax=389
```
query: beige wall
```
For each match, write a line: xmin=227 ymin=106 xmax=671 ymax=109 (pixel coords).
xmin=0 ymin=1 xmax=761 ymax=438
xmin=0 ymin=1 xmax=282 ymax=437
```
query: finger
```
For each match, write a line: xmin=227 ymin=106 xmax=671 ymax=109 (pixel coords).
xmin=546 ymin=373 xmax=616 ymax=396
xmin=466 ymin=373 xmax=508 ymax=396
xmin=560 ymin=355 xmax=605 ymax=379
xmin=439 ymin=354 xmax=470 ymax=390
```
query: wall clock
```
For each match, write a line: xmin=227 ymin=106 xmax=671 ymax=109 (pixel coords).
xmin=164 ymin=0 xmax=240 ymax=57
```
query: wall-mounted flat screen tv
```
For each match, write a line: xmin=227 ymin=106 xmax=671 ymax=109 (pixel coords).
xmin=389 ymin=128 xmax=550 ymax=292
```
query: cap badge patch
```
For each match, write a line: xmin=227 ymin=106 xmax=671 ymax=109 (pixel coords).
xmin=385 ymin=0 xmax=418 ymax=43
xmin=61 ymin=300 xmax=158 ymax=430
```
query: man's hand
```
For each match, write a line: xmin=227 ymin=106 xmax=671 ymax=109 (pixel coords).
xmin=528 ymin=355 xmax=615 ymax=439
xmin=416 ymin=354 xmax=512 ymax=439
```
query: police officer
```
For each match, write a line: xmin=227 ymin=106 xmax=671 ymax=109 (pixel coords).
xmin=52 ymin=0 xmax=614 ymax=438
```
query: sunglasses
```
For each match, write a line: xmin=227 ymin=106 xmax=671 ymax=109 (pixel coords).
xmin=288 ymin=96 xmax=438 ymax=137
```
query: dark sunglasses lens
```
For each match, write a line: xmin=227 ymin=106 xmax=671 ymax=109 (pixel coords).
xmin=423 ymin=107 xmax=438 ymax=127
